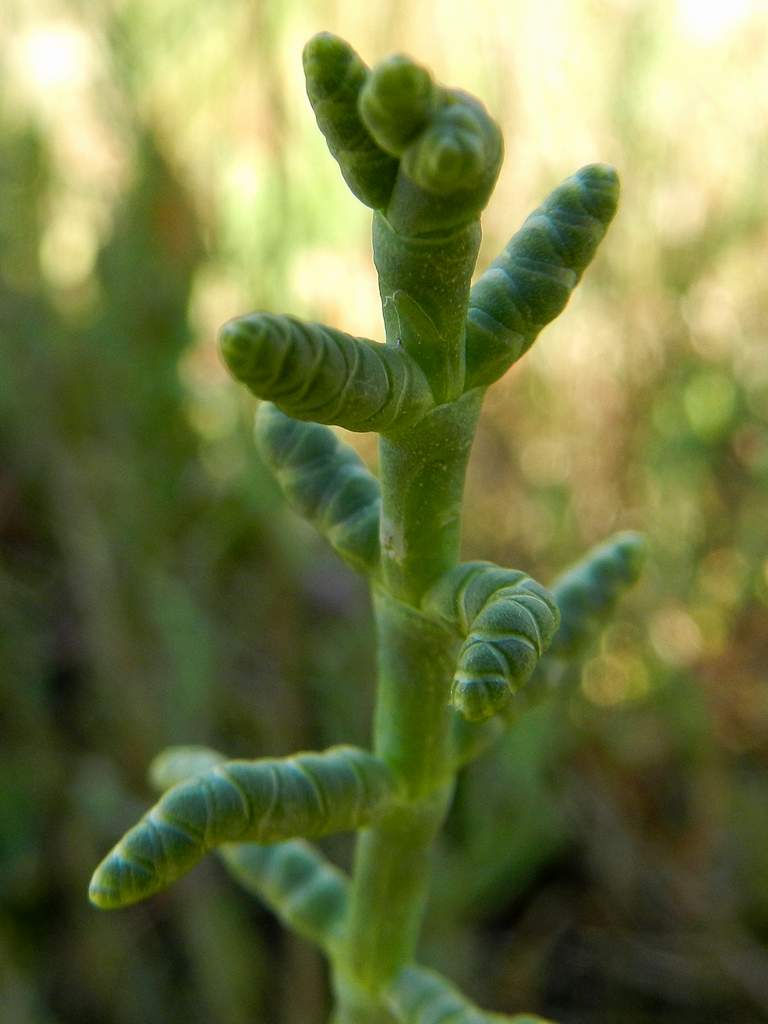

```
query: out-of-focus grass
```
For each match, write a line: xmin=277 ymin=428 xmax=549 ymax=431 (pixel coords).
xmin=1 ymin=1 xmax=767 ymax=1022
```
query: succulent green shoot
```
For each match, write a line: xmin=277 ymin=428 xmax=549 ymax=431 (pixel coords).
xmin=465 ymin=163 xmax=620 ymax=389
xmin=303 ymin=32 xmax=399 ymax=210
xmin=548 ymin=531 xmax=647 ymax=659
xmin=255 ymin=402 xmax=382 ymax=574
xmin=89 ymin=746 xmax=393 ymax=909
xmin=91 ymin=33 xmax=640 ymax=1023
xmin=383 ymin=88 xmax=502 ymax=237
xmin=219 ymin=314 xmax=434 ymax=433
xmin=424 ymin=562 xmax=560 ymax=721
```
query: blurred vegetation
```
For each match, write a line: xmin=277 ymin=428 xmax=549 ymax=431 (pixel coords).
xmin=1 ymin=1 xmax=767 ymax=1022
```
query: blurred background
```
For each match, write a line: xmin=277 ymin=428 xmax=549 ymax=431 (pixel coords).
xmin=1 ymin=0 xmax=767 ymax=1021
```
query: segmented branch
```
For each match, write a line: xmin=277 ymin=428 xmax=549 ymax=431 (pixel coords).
xmin=147 ymin=748 xmax=556 ymax=1011
xmin=149 ymin=745 xmax=349 ymax=950
xmin=219 ymin=313 xmax=433 ymax=434
xmin=303 ymin=33 xmax=399 ymax=210
xmin=387 ymin=965 xmax=553 ymax=1023
xmin=222 ymin=841 xmax=349 ymax=952
xmin=424 ymin=562 xmax=560 ymax=722
xmin=464 ymin=163 xmax=619 ymax=389
xmin=548 ymin=531 xmax=647 ymax=659
xmin=89 ymin=746 xmax=394 ymax=909
xmin=255 ymin=402 xmax=381 ymax=574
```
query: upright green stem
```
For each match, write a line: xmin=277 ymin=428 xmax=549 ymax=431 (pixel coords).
xmin=378 ymin=394 xmax=482 ymax=604
xmin=334 ymin=223 xmax=483 ymax=1019
xmin=338 ymin=561 xmax=458 ymax=1018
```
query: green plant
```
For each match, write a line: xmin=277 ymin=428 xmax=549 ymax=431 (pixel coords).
xmin=89 ymin=33 xmax=645 ymax=1022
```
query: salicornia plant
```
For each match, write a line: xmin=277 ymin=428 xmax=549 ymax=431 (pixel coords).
xmin=89 ymin=33 xmax=646 ymax=1023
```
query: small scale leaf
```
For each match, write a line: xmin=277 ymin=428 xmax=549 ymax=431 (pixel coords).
xmin=383 ymin=290 xmax=457 ymax=401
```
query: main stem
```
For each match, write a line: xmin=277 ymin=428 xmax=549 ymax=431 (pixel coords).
xmin=332 ymin=217 xmax=483 ymax=1021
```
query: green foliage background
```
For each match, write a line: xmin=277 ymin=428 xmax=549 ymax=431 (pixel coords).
xmin=1 ymin=1 xmax=767 ymax=1021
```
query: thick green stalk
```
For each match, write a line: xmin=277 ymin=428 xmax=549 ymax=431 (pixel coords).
xmin=379 ymin=392 xmax=482 ymax=603
xmin=336 ymin=225 xmax=483 ymax=1016
xmin=338 ymin=590 xmax=458 ymax=1014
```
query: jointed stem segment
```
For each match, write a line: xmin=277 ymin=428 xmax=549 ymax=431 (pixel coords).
xmin=424 ymin=562 xmax=560 ymax=721
xmin=89 ymin=31 xmax=639 ymax=1024
xmin=220 ymin=314 xmax=434 ymax=432
xmin=255 ymin=403 xmax=382 ymax=575
xmin=465 ymin=164 xmax=619 ymax=389
xmin=89 ymin=745 xmax=394 ymax=909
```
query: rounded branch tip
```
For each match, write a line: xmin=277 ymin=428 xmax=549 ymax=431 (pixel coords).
xmin=574 ymin=163 xmax=620 ymax=218
xmin=451 ymin=674 xmax=510 ymax=723
xmin=89 ymin=852 xmax=156 ymax=910
xmin=611 ymin=530 xmax=648 ymax=578
xmin=401 ymin=101 xmax=496 ymax=195
xmin=302 ymin=32 xmax=360 ymax=95
xmin=303 ymin=31 xmax=349 ymax=62
xmin=218 ymin=314 xmax=282 ymax=385
xmin=88 ymin=872 xmax=113 ymax=909
xmin=359 ymin=54 xmax=436 ymax=155
xmin=578 ymin=162 xmax=619 ymax=185
xmin=219 ymin=316 xmax=254 ymax=379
